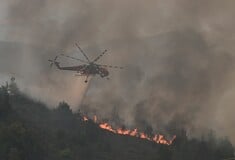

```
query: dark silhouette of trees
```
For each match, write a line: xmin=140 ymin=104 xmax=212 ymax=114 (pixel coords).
xmin=0 ymin=80 xmax=234 ymax=160
xmin=56 ymin=102 xmax=72 ymax=114
xmin=0 ymin=83 xmax=12 ymax=119
xmin=8 ymin=77 xmax=19 ymax=95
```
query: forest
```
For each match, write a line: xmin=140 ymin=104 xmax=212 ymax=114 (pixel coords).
xmin=0 ymin=80 xmax=234 ymax=160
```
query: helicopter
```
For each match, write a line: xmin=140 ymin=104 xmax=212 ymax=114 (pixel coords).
xmin=48 ymin=43 xmax=123 ymax=83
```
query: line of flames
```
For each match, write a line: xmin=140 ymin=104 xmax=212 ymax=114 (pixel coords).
xmin=83 ymin=116 xmax=176 ymax=145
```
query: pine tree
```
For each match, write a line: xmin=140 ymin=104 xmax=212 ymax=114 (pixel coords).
xmin=8 ymin=77 xmax=19 ymax=95
xmin=0 ymin=83 xmax=11 ymax=117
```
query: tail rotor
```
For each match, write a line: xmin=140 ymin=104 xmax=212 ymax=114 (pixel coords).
xmin=48 ymin=56 xmax=59 ymax=68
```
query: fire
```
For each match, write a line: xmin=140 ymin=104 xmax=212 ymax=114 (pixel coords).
xmin=94 ymin=115 xmax=97 ymax=123
xmin=83 ymin=115 xmax=176 ymax=145
xmin=99 ymin=123 xmax=116 ymax=133
xmin=83 ymin=116 xmax=88 ymax=121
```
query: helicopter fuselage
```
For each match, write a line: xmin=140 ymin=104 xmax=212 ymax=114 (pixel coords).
xmin=78 ymin=63 xmax=109 ymax=78
xmin=55 ymin=62 xmax=109 ymax=78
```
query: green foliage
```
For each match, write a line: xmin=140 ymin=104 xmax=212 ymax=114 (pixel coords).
xmin=56 ymin=102 xmax=72 ymax=114
xmin=7 ymin=148 xmax=21 ymax=160
xmin=0 ymin=84 xmax=234 ymax=160
xmin=59 ymin=148 xmax=72 ymax=160
xmin=0 ymin=85 xmax=11 ymax=117
xmin=8 ymin=77 xmax=19 ymax=95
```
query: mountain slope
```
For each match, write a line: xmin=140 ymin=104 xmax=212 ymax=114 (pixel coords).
xmin=0 ymin=86 xmax=234 ymax=160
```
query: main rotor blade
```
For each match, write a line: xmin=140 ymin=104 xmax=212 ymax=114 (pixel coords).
xmin=60 ymin=54 xmax=89 ymax=64
xmin=96 ymin=64 xmax=124 ymax=69
xmin=54 ymin=56 xmax=58 ymax=61
xmin=92 ymin=49 xmax=108 ymax=63
xmin=75 ymin=42 xmax=90 ymax=62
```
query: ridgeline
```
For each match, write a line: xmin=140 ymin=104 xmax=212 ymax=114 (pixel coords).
xmin=0 ymin=82 xmax=234 ymax=160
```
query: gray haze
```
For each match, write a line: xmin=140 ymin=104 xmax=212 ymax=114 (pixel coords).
xmin=1 ymin=0 xmax=235 ymax=143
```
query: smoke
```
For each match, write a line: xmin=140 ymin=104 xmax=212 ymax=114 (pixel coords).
xmin=1 ymin=0 xmax=235 ymax=143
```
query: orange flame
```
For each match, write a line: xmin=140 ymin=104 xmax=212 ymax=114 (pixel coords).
xmin=83 ymin=116 xmax=88 ymax=121
xmin=94 ymin=115 xmax=97 ymax=123
xmin=83 ymin=116 xmax=176 ymax=145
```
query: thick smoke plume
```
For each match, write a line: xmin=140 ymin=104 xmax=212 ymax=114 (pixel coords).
xmin=1 ymin=0 xmax=235 ymax=143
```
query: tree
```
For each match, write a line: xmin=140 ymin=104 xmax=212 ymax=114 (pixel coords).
xmin=0 ymin=83 xmax=11 ymax=117
xmin=8 ymin=77 xmax=19 ymax=95
xmin=56 ymin=102 xmax=72 ymax=114
xmin=59 ymin=148 xmax=73 ymax=160
xmin=7 ymin=148 xmax=22 ymax=160
xmin=215 ymin=138 xmax=234 ymax=159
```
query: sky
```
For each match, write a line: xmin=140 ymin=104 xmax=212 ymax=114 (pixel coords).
xmin=1 ymin=0 xmax=235 ymax=143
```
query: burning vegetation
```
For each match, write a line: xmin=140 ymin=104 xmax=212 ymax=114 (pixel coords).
xmin=83 ymin=116 xmax=176 ymax=145
xmin=0 ymin=81 xmax=234 ymax=160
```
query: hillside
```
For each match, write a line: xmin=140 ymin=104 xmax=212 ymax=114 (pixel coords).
xmin=0 ymin=84 xmax=234 ymax=160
